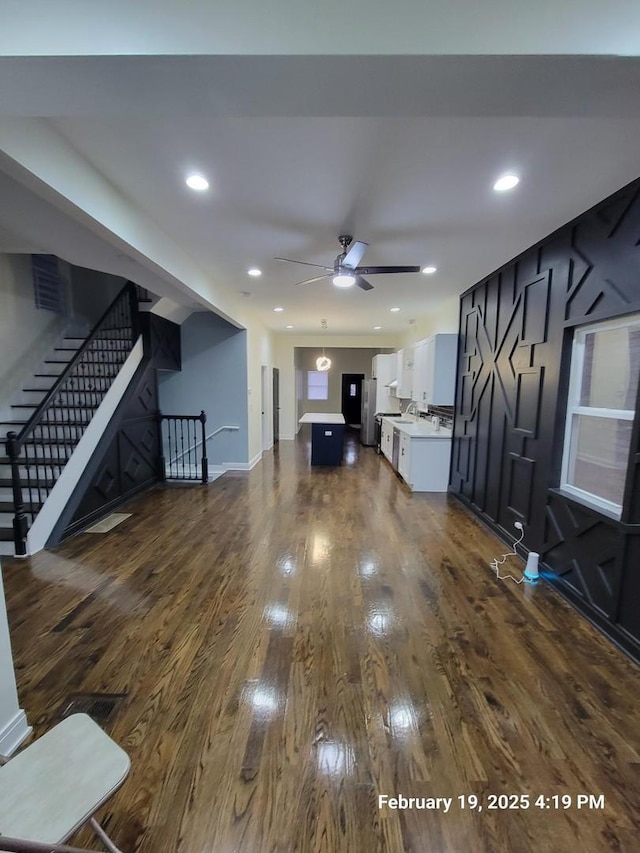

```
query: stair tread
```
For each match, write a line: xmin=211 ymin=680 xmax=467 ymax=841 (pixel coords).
xmin=0 ymin=529 xmax=15 ymax=540
xmin=0 ymin=501 xmax=42 ymax=513
xmin=0 ymin=478 xmax=55 ymax=488
xmin=12 ymin=403 xmax=98 ymax=409
xmin=0 ymin=456 xmax=68 ymax=466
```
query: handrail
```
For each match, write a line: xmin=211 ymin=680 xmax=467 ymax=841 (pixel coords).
xmin=14 ymin=280 xmax=139 ymax=449
xmin=6 ymin=280 xmax=140 ymax=556
xmin=170 ymin=424 xmax=240 ymax=463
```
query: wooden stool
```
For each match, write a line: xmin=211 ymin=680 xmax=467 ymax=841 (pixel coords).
xmin=0 ymin=714 xmax=130 ymax=852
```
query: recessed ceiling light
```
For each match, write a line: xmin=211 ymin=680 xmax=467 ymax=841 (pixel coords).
xmin=493 ymin=174 xmax=519 ymax=192
xmin=185 ymin=173 xmax=209 ymax=191
xmin=286 ymin=324 xmax=294 ymax=329
xmin=373 ymin=325 xmax=382 ymax=330
xmin=247 ymin=268 xmax=261 ymax=277
xmin=273 ymin=306 xmax=284 ymax=312
xmin=390 ymin=307 xmax=400 ymax=313
xmin=422 ymin=265 xmax=437 ymax=274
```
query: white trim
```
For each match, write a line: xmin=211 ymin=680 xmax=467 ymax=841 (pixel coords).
xmin=0 ymin=708 xmax=32 ymax=759
xmin=278 ymin=434 xmax=296 ymax=441
xmin=223 ymin=451 xmax=262 ymax=471
xmin=26 ymin=337 xmax=144 ymax=556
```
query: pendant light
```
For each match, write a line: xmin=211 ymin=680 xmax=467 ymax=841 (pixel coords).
xmin=316 ymin=347 xmax=331 ymax=371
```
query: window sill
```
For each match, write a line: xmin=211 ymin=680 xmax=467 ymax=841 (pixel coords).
xmin=549 ymin=487 xmax=621 ymax=522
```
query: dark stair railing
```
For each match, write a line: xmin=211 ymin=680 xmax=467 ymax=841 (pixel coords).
xmin=5 ymin=281 xmax=140 ymax=556
xmin=158 ymin=411 xmax=208 ymax=484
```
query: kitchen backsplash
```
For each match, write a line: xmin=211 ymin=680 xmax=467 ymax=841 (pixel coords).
xmin=420 ymin=405 xmax=454 ymax=427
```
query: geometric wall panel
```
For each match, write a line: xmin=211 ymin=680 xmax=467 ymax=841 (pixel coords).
xmin=543 ymin=493 xmax=624 ymax=620
xmin=451 ymin=176 xmax=640 ymax=656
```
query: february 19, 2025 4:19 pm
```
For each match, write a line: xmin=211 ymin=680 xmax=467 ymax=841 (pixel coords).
xmin=378 ymin=793 xmax=606 ymax=812
xmin=459 ymin=794 xmax=605 ymax=811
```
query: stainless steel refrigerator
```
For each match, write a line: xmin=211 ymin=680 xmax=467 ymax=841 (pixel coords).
xmin=360 ymin=379 xmax=377 ymax=445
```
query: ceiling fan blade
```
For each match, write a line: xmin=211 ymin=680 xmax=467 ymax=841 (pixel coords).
xmin=342 ymin=240 xmax=368 ymax=268
xmin=354 ymin=265 xmax=421 ymax=275
xmin=294 ymin=274 xmax=330 ymax=286
xmin=275 ymin=257 xmax=332 ymax=270
xmin=355 ymin=276 xmax=374 ymax=291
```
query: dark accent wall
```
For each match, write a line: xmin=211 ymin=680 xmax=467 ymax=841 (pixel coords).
xmin=48 ymin=315 xmax=182 ymax=544
xmin=140 ymin=312 xmax=182 ymax=371
xmin=48 ymin=360 xmax=161 ymax=542
xmin=451 ymin=178 xmax=640 ymax=661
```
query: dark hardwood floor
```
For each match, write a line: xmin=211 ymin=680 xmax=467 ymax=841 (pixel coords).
xmin=3 ymin=432 xmax=640 ymax=852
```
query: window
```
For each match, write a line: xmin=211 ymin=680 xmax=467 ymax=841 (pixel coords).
xmin=307 ymin=370 xmax=329 ymax=401
xmin=561 ymin=314 xmax=640 ymax=518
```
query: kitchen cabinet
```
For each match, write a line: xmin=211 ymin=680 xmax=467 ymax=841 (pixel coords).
xmin=411 ymin=333 xmax=458 ymax=408
xmin=371 ymin=354 xmax=399 ymax=413
xmin=381 ymin=417 xmax=394 ymax=462
xmin=395 ymin=347 xmax=414 ymax=399
xmin=379 ymin=416 xmax=453 ymax=491
xmin=398 ymin=432 xmax=411 ymax=481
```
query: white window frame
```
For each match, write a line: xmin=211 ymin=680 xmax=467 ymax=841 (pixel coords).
xmin=307 ymin=370 xmax=329 ymax=401
xmin=560 ymin=314 xmax=640 ymax=519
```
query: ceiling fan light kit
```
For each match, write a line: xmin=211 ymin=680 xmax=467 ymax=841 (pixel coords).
xmin=333 ymin=273 xmax=356 ymax=287
xmin=275 ymin=235 xmax=420 ymax=292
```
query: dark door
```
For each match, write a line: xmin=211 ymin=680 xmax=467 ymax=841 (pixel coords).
xmin=341 ymin=373 xmax=364 ymax=426
xmin=272 ymin=367 xmax=280 ymax=444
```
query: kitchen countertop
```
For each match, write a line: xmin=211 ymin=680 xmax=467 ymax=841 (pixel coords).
xmin=299 ymin=412 xmax=346 ymax=425
xmin=380 ymin=415 xmax=452 ymax=439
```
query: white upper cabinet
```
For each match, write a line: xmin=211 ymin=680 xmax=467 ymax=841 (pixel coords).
xmin=411 ymin=333 xmax=458 ymax=407
xmin=396 ymin=347 xmax=414 ymax=399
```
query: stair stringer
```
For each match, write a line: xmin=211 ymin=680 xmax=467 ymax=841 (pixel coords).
xmin=25 ymin=336 xmax=144 ymax=555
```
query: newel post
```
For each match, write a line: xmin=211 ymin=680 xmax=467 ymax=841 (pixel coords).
xmin=200 ymin=411 xmax=208 ymax=484
xmin=6 ymin=432 xmax=28 ymax=557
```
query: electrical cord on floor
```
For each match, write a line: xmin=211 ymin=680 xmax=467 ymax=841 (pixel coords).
xmin=489 ymin=523 xmax=526 ymax=584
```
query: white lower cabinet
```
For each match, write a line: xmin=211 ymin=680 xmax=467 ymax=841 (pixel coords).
xmin=381 ymin=419 xmax=393 ymax=462
xmin=397 ymin=434 xmax=452 ymax=491
xmin=398 ymin=432 xmax=411 ymax=481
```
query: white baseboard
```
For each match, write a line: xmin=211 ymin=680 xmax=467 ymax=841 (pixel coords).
xmin=278 ymin=434 xmax=296 ymax=441
xmin=0 ymin=708 xmax=31 ymax=759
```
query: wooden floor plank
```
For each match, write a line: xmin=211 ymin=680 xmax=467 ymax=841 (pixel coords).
xmin=2 ymin=431 xmax=639 ymax=852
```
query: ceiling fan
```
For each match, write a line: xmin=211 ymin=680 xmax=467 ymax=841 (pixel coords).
xmin=275 ymin=235 xmax=421 ymax=291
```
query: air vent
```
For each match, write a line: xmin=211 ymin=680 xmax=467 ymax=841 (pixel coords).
xmin=58 ymin=692 xmax=126 ymax=724
xmin=32 ymin=254 xmax=66 ymax=314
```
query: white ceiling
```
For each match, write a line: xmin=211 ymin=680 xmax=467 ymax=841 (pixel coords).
xmin=1 ymin=9 xmax=640 ymax=337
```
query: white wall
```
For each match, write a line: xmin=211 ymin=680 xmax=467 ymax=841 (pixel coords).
xmin=245 ymin=319 xmax=275 ymax=464
xmin=0 ymin=562 xmax=31 ymax=758
xmin=400 ymin=295 xmax=460 ymax=348
xmin=0 ymin=253 xmax=64 ymax=402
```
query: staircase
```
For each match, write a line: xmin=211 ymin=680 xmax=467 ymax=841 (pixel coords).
xmin=0 ymin=282 xmax=139 ymax=557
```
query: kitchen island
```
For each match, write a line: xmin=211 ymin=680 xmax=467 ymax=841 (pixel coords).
xmin=299 ymin=412 xmax=346 ymax=466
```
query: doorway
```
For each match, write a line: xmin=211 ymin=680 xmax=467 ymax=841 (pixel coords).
xmin=273 ymin=367 xmax=280 ymax=444
xmin=341 ymin=373 xmax=364 ymax=427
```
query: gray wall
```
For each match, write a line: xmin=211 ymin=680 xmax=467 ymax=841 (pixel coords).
xmin=69 ymin=265 xmax=126 ymax=329
xmin=158 ymin=312 xmax=248 ymax=465
xmin=0 ymin=253 xmax=64 ymax=401
xmin=295 ymin=347 xmax=380 ymax=422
